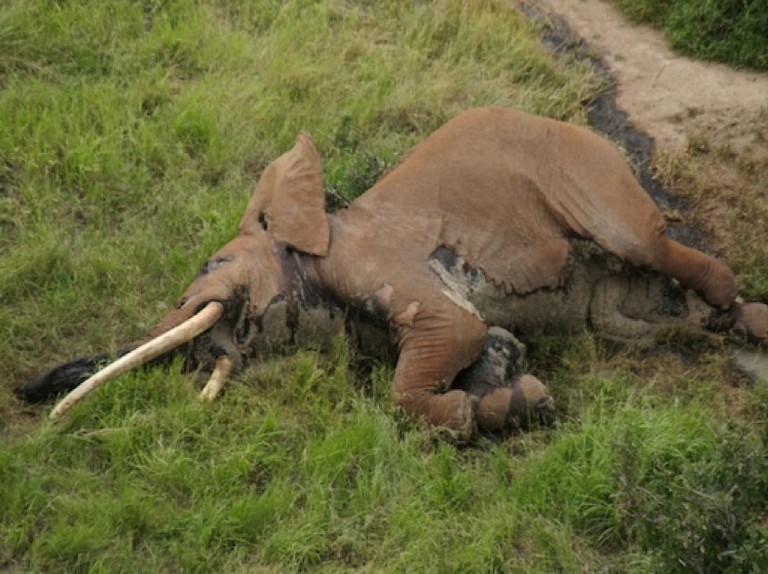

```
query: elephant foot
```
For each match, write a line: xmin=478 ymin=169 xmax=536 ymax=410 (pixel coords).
xmin=433 ymin=393 xmax=477 ymax=443
xmin=700 ymin=259 xmax=739 ymax=310
xmin=449 ymin=325 xmax=553 ymax=433
xmin=730 ymin=302 xmax=768 ymax=346
xmin=473 ymin=374 xmax=554 ymax=432
xmin=397 ymin=389 xmax=476 ymax=441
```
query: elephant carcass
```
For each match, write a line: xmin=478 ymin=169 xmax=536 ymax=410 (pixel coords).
xmin=19 ymin=108 xmax=768 ymax=439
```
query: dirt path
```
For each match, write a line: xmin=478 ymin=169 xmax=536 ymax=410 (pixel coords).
xmin=526 ymin=0 xmax=768 ymax=152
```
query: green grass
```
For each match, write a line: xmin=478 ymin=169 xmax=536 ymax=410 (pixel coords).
xmin=2 ymin=0 xmax=768 ymax=571
xmin=5 ymin=346 xmax=768 ymax=572
xmin=609 ymin=0 xmax=768 ymax=70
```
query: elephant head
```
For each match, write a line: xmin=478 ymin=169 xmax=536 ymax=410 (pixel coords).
xmin=24 ymin=133 xmax=335 ymax=417
xmin=150 ymin=132 xmax=331 ymax=368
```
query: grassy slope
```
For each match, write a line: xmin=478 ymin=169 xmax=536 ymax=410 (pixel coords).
xmin=2 ymin=1 xmax=768 ymax=572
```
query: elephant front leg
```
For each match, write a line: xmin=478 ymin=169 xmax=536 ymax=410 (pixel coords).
xmin=392 ymin=305 xmax=554 ymax=438
xmin=391 ymin=303 xmax=488 ymax=441
xmin=455 ymin=327 xmax=554 ymax=431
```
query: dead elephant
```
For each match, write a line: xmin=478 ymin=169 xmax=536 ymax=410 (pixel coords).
xmin=19 ymin=107 xmax=768 ymax=439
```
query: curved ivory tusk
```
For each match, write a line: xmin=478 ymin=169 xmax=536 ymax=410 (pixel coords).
xmin=198 ymin=355 xmax=235 ymax=401
xmin=49 ymin=301 xmax=225 ymax=420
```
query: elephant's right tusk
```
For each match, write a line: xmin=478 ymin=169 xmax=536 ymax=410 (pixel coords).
xmin=198 ymin=354 xmax=235 ymax=401
xmin=49 ymin=301 xmax=225 ymax=420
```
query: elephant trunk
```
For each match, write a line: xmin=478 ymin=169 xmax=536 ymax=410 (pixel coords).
xmin=48 ymin=301 xmax=226 ymax=420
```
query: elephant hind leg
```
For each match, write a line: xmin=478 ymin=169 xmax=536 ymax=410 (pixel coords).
xmin=392 ymin=302 xmax=487 ymax=440
xmin=652 ymin=237 xmax=737 ymax=309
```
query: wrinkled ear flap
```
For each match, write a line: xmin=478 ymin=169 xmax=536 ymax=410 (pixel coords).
xmin=240 ymin=132 xmax=330 ymax=257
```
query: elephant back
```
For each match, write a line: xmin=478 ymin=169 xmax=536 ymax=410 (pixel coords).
xmin=354 ymin=107 xmax=666 ymax=295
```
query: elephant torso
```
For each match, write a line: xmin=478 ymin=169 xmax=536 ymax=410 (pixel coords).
xmin=309 ymin=108 xmax=699 ymax=348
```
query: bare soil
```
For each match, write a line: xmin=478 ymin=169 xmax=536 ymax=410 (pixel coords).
xmin=528 ymin=0 xmax=768 ymax=152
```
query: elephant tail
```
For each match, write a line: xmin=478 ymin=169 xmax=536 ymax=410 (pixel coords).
xmin=15 ymin=343 xmax=181 ymax=403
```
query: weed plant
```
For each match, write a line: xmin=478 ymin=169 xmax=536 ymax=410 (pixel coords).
xmin=2 ymin=1 xmax=768 ymax=572
xmin=609 ymin=0 xmax=768 ymax=70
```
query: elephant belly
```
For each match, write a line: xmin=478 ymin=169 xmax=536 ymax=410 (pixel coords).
xmin=428 ymin=241 xmax=619 ymax=336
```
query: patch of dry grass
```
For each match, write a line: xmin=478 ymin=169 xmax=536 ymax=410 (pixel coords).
xmin=651 ymin=108 xmax=768 ymax=299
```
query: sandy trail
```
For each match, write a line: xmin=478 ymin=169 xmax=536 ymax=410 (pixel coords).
xmin=526 ymin=0 xmax=768 ymax=151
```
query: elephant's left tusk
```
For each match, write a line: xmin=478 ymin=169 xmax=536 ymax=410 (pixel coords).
xmin=49 ymin=301 xmax=225 ymax=420
xmin=198 ymin=355 xmax=235 ymax=401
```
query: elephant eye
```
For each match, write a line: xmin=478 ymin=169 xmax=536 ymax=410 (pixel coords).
xmin=258 ymin=213 xmax=268 ymax=231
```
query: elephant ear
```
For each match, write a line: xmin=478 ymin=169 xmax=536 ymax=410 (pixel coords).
xmin=240 ymin=132 xmax=330 ymax=257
